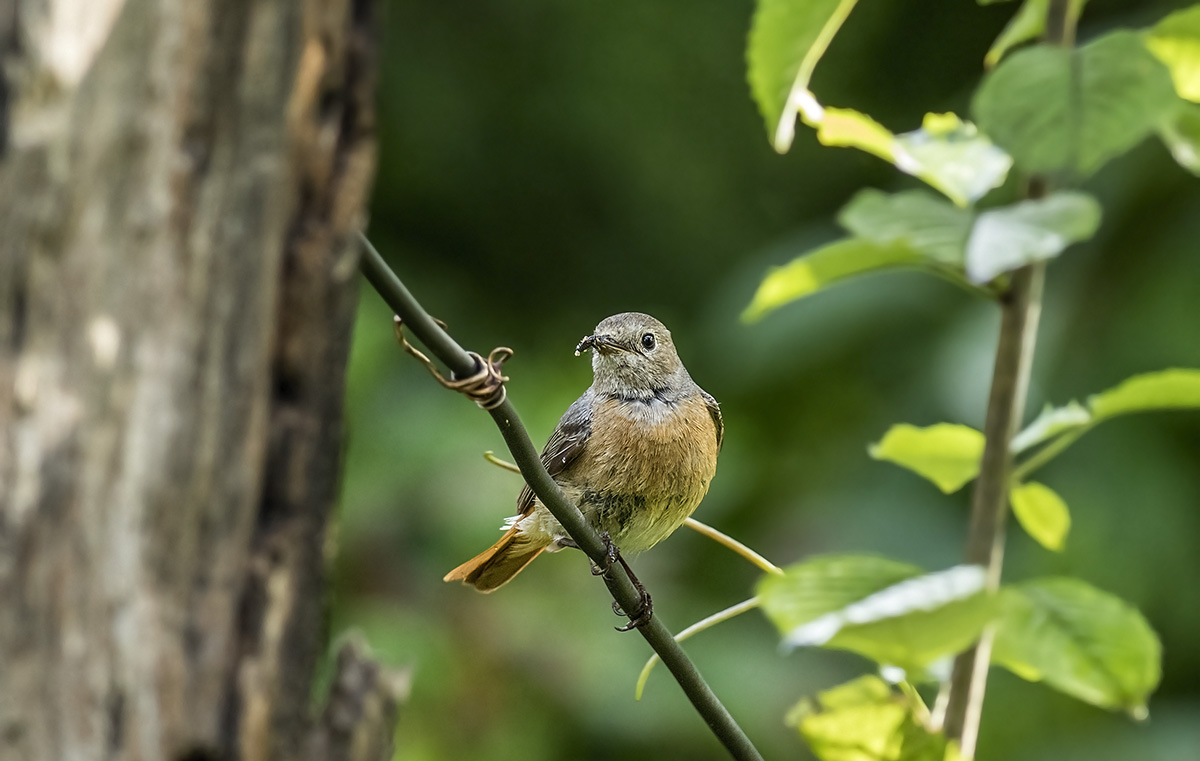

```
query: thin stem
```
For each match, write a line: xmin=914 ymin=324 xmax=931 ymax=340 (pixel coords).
xmin=357 ymin=233 xmax=765 ymax=761
xmin=1011 ymin=426 xmax=1089 ymax=482
xmin=635 ymin=597 xmax=763 ymax=700
xmin=684 ymin=518 xmax=784 ymax=576
xmin=898 ymin=680 xmax=931 ymax=727
xmin=942 ymin=1 xmax=1076 ymax=755
xmin=483 ymin=451 xmax=522 ymax=473
xmin=942 ymin=263 xmax=1044 ymax=755
xmin=923 ymin=264 xmax=1004 ymax=302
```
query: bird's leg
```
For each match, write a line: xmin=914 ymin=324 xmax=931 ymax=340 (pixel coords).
xmin=556 ymin=533 xmax=618 ymax=576
xmin=592 ymin=531 xmax=620 ymax=576
xmin=559 ymin=532 xmax=652 ymax=631
xmin=594 ymin=532 xmax=652 ymax=632
xmin=610 ymin=552 xmax=652 ymax=632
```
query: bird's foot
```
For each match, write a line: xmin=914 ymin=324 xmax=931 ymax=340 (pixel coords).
xmin=560 ymin=531 xmax=619 ymax=576
xmin=595 ymin=532 xmax=651 ymax=632
xmin=588 ymin=531 xmax=620 ymax=576
xmin=562 ymin=532 xmax=652 ymax=631
xmin=612 ymin=582 xmax=653 ymax=632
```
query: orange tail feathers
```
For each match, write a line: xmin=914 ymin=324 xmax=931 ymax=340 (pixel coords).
xmin=444 ymin=526 xmax=547 ymax=592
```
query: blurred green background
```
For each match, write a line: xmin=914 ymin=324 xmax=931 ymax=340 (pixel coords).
xmin=336 ymin=0 xmax=1200 ymax=758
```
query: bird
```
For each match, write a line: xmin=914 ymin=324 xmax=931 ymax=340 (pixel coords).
xmin=444 ymin=312 xmax=723 ymax=594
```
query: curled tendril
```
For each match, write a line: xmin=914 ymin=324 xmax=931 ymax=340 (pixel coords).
xmin=392 ymin=316 xmax=512 ymax=410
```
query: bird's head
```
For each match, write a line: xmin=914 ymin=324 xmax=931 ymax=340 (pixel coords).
xmin=575 ymin=312 xmax=685 ymax=396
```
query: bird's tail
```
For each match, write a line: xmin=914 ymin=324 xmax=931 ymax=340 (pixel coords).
xmin=443 ymin=526 xmax=547 ymax=592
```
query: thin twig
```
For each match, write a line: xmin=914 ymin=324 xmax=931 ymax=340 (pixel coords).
xmin=357 ymin=233 xmax=765 ymax=761
xmin=483 ymin=451 xmax=522 ymax=473
xmin=684 ymin=518 xmax=784 ymax=576
xmin=1011 ymin=426 xmax=1089 ymax=482
xmin=923 ymin=264 xmax=1004 ymax=301
xmin=635 ymin=597 xmax=763 ymax=701
xmin=898 ymin=680 xmax=931 ymax=728
xmin=941 ymin=1 xmax=1076 ymax=755
xmin=634 ymin=522 xmax=784 ymax=699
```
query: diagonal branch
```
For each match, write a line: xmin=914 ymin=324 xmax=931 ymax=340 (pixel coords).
xmin=357 ymin=233 xmax=765 ymax=761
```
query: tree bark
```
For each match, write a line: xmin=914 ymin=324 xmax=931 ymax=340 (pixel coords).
xmin=0 ymin=1 xmax=396 ymax=760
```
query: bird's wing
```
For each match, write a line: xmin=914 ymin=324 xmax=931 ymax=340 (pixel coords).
xmin=516 ymin=389 xmax=593 ymax=514
xmin=702 ymin=389 xmax=723 ymax=451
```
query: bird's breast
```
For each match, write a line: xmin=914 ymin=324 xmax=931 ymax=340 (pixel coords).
xmin=563 ymin=393 xmax=719 ymax=549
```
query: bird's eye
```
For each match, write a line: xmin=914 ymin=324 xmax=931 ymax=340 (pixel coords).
xmin=641 ymin=333 xmax=656 ymax=351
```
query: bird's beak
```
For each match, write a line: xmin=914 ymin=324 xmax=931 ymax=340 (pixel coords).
xmin=575 ymin=334 xmax=633 ymax=357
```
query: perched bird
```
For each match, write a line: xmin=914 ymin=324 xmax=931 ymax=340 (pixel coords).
xmin=445 ymin=312 xmax=723 ymax=593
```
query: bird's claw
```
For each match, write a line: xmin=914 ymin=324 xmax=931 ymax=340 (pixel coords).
xmin=589 ymin=531 xmax=620 ymax=576
xmin=569 ymin=531 xmax=653 ymax=631
xmin=612 ymin=588 xmax=653 ymax=632
xmin=593 ymin=532 xmax=652 ymax=631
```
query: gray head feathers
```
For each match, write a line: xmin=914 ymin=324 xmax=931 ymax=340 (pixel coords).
xmin=575 ymin=312 xmax=693 ymax=399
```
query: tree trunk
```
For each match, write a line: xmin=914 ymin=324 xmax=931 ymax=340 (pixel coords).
xmin=0 ymin=1 xmax=398 ymax=760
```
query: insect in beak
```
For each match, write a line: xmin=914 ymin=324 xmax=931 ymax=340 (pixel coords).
xmin=575 ymin=334 xmax=636 ymax=357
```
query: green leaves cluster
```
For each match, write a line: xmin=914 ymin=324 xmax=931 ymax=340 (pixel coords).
xmin=759 ymin=556 xmax=1161 ymax=742
xmin=749 ymin=0 xmax=1198 ymax=178
xmin=788 ymin=675 xmax=961 ymax=761
xmin=871 ymin=369 xmax=1200 ymax=552
xmin=743 ymin=188 xmax=1100 ymax=321
xmin=759 ymin=558 xmax=996 ymax=677
xmin=788 ymin=367 xmax=1192 ymax=755
xmin=975 ymin=31 xmax=1177 ymax=178
xmin=743 ymin=3 xmax=1200 ymax=322
xmin=739 ymin=3 xmax=1197 ymax=759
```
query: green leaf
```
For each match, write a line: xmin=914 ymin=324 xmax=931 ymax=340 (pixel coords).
xmin=1011 ymin=401 xmax=1091 ymax=452
xmin=973 ymin=31 xmax=1179 ymax=177
xmin=993 ymin=578 xmax=1162 ymax=715
xmin=869 ymin=423 xmax=984 ymax=493
xmin=748 ymin=0 xmax=860 ymax=152
xmin=964 ymin=191 xmax=1101 ymax=283
xmin=796 ymin=99 xmax=1011 ymax=206
xmin=838 ymin=189 xmax=973 ymax=264
xmin=806 ymin=106 xmax=1012 ymax=206
xmin=893 ymin=114 xmax=1013 ymax=206
xmin=1010 ymin=370 xmax=1200 ymax=478
xmin=1010 ymin=481 xmax=1070 ymax=551
xmin=811 ymin=105 xmax=898 ymax=160
xmin=985 ymin=0 xmax=1090 ymax=66
xmin=791 ymin=673 xmax=892 ymax=715
xmin=985 ymin=0 xmax=1046 ymax=68
xmin=1089 ymin=368 xmax=1200 ymax=420
xmin=807 ymin=108 xmax=1011 ymax=206
xmin=1158 ymin=102 xmax=1200 ymax=175
xmin=760 ymin=556 xmax=924 ymax=632
xmin=759 ymin=557 xmax=998 ymax=675
xmin=1145 ymin=5 xmax=1200 ymax=102
xmin=742 ymin=239 xmax=921 ymax=322
xmin=789 ymin=675 xmax=956 ymax=761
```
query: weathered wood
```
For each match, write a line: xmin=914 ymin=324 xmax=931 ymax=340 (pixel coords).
xmin=306 ymin=637 xmax=410 ymax=761
xmin=0 ymin=1 xmax=392 ymax=759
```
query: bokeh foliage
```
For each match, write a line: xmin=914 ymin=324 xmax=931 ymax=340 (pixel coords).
xmin=337 ymin=0 xmax=1200 ymax=758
